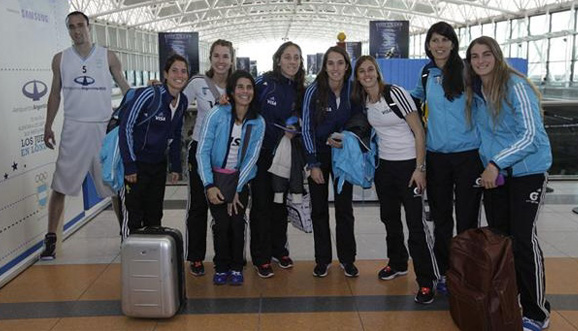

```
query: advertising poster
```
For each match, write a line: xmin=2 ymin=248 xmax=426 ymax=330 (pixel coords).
xmin=345 ymin=42 xmax=362 ymax=62
xmin=307 ymin=54 xmax=317 ymax=75
xmin=158 ymin=32 xmax=199 ymax=80
xmin=369 ymin=20 xmax=409 ymax=58
xmin=236 ymin=57 xmax=251 ymax=72
xmin=0 ymin=0 xmax=73 ymax=286
xmin=316 ymin=53 xmax=324 ymax=71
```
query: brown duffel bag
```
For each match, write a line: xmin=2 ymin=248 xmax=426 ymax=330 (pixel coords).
xmin=447 ymin=227 xmax=522 ymax=331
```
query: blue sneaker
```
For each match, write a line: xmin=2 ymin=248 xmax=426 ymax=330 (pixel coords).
xmin=523 ymin=317 xmax=549 ymax=331
xmin=229 ymin=271 xmax=244 ymax=286
xmin=436 ymin=275 xmax=448 ymax=295
xmin=213 ymin=272 xmax=229 ymax=285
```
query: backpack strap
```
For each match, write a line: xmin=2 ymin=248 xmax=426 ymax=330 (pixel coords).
xmin=382 ymin=84 xmax=405 ymax=121
xmin=136 ymin=85 xmax=163 ymax=126
xmin=421 ymin=66 xmax=429 ymax=101
xmin=201 ymin=75 xmax=222 ymax=102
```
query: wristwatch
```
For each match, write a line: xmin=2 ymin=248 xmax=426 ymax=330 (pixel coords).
xmin=416 ymin=164 xmax=426 ymax=172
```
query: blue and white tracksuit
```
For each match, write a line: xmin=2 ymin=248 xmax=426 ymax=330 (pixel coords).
xmin=250 ymin=73 xmax=300 ymax=266
xmin=118 ymin=84 xmax=188 ymax=238
xmin=301 ymin=80 xmax=360 ymax=265
xmin=411 ymin=62 xmax=483 ymax=276
xmin=471 ymin=74 xmax=551 ymax=323
xmin=196 ymin=104 xmax=265 ymax=273
xmin=196 ymin=104 xmax=265 ymax=193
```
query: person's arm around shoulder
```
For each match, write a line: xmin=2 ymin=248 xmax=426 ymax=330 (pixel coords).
xmin=44 ymin=52 xmax=62 ymax=150
xmin=108 ymin=50 xmax=130 ymax=95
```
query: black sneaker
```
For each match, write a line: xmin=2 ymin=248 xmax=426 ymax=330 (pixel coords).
xmin=341 ymin=263 xmax=359 ymax=277
xmin=312 ymin=263 xmax=330 ymax=277
xmin=190 ymin=261 xmax=205 ymax=276
xmin=378 ymin=265 xmax=408 ymax=280
xmin=255 ymin=263 xmax=274 ymax=278
xmin=415 ymin=287 xmax=435 ymax=304
xmin=273 ymin=256 xmax=294 ymax=269
xmin=39 ymin=233 xmax=57 ymax=260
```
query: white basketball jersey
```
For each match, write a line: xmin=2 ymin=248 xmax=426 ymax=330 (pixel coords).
xmin=60 ymin=45 xmax=112 ymax=122
xmin=182 ymin=76 xmax=224 ymax=142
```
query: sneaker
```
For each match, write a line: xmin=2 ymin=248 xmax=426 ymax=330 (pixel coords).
xmin=39 ymin=233 xmax=57 ymax=260
xmin=378 ymin=265 xmax=408 ymax=280
xmin=254 ymin=263 xmax=274 ymax=278
xmin=312 ymin=263 xmax=330 ymax=278
xmin=436 ymin=275 xmax=448 ymax=295
xmin=273 ymin=256 xmax=294 ymax=269
xmin=229 ymin=271 xmax=244 ymax=286
xmin=189 ymin=261 xmax=205 ymax=276
xmin=213 ymin=272 xmax=229 ymax=285
xmin=415 ymin=287 xmax=435 ymax=304
xmin=523 ymin=317 xmax=549 ymax=331
xmin=341 ymin=263 xmax=359 ymax=277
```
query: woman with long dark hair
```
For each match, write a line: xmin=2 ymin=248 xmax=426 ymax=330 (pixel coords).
xmin=249 ymin=41 xmax=306 ymax=278
xmin=465 ymin=36 xmax=551 ymax=331
xmin=183 ymin=39 xmax=235 ymax=276
xmin=410 ymin=22 xmax=483 ymax=293
xmin=302 ymin=46 xmax=360 ymax=278
xmin=196 ymin=70 xmax=265 ymax=285
xmin=352 ymin=55 xmax=440 ymax=304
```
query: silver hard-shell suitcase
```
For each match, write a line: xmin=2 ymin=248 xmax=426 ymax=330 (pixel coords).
xmin=121 ymin=226 xmax=185 ymax=318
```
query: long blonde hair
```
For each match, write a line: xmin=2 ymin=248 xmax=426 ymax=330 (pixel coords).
xmin=465 ymin=36 xmax=542 ymax=126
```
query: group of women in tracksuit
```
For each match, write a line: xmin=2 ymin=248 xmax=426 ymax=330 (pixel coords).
xmin=119 ymin=22 xmax=551 ymax=328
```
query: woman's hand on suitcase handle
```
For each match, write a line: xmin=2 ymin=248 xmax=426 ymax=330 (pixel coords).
xmin=227 ymin=193 xmax=244 ymax=216
xmin=207 ymin=187 xmax=225 ymax=205
xmin=125 ymin=173 xmax=137 ymax=184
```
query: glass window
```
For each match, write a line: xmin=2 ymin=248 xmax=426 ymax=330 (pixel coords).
xmin=482 ymin=22 xmax=494 ymax=38
xmin=470 ymin=25 xmax=482 ymax=40
xmin=528 ymin=39 xmax=547 ymax=63
xmin=496 ymin=20 xmax=510 ymax=44
xmin=529 ymin=14 xmax=548 ymax=36
xmin=548 ymin=61 xmax=568 ymax=85
xmin=459 ymin=27 xmax=468 ymax=48
xmin=511 ymin=18 xmax=527 ymax=39
xmin=549 ymin=36 xmax=570 ymax=62
xmin=551 ymin=10 xmax=571 ymax=32
xmin=511 ymin=42 xmax=527 ymax=58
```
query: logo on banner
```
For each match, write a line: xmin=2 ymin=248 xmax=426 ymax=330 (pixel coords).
xmin=74 ymin=76 xmax=95 ymax=86
xmin=22 ymin=80 xmax=48 ymax=101
xmin=35 ymin=171 xmax=49 ymax=208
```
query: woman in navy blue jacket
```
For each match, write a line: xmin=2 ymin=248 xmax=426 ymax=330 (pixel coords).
xmin=466 ymin=36 xmax=551 ymax=331
xmin=249 ymin=41 xmax=306 ymax=278
xmin=197 ymin=70 xmax=265 ymax=286
xmin=119 ymin=54 xmax=189 ymax=238
xmin=302 ymin=46 xmax=360 ymax=278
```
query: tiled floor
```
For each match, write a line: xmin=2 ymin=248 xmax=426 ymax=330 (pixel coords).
xmin=1 ymin=182 xmax=578 ymax=330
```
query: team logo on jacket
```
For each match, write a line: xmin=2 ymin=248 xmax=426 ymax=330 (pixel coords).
xmin=155 ymin=114 xmax=166 ymax=121
xmin=22 ymin=80 xmax=48 ymax=101
xmin=526 ymin=189 xmax=541 ymax=204
xmin=73 ymin=76 xmax=95 ymax=86
xmin=267 ymin=96 xmax=277 ymax=106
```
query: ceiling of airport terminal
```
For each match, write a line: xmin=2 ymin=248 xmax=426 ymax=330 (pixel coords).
xmin=70 ymin=0 xmax=573 ymax=46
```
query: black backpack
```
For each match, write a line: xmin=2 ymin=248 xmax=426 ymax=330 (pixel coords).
xmin=381 ymin=84 xmax=426 ymax=127
xmin=106 ymin=85 xmax=163 ymax=133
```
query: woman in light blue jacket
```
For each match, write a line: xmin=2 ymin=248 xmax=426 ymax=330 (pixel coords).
xmin=465 ymin=36 xmax=551 ymax=331
xmin=196 ymin=70 xmax=265 ymax=286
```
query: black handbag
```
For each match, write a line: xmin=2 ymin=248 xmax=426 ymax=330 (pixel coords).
xmin=211 ymin=125 xmax=253 ymax=203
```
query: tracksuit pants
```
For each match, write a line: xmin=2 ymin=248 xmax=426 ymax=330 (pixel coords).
xmin=249 ymin=151 xmax=289 ymax=266
xmin=185 ymin=141 xmax=209 ymax=262
xmin=210 ymin=187 xmax=249 ymax=273
xmin=483 ymin=173 xmax=550 ymax=323
xmin=426 ymin=149 xmax=483 ymax=275
xmin=308 ymin=152 xmax=356 ymax=265
xmin=374 ymin=159 xmax=440 ymax=288
xmin=120 ymin=161 xmax=167 ymax=238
